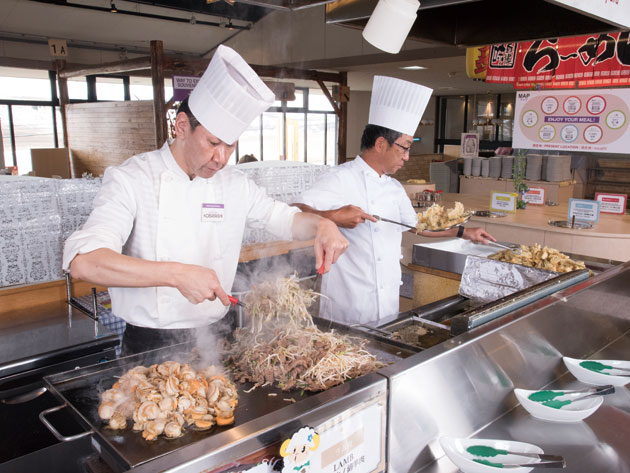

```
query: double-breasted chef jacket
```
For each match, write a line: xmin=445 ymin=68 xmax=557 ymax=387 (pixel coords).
xmin=297 ymin=156 xmax=417 ymax=325
xmin=63 ymin=142 xmax=299 ymax=329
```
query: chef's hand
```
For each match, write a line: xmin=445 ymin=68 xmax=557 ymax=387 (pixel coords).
xmin=173 ymin=264 xmax=230 ymax=306
xmin=462 ymin=227 xmax=496 ymax=244
xmin=330 ymin=205 xmax=378 ymax=228
xmin=314 ymin=218 xmax=349 ymax=273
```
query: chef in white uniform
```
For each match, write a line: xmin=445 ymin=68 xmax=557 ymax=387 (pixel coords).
xmin=295 ymin=76 xmax=494 ymax=325
xmin=63 ymin=45 xmax=348 ymax=355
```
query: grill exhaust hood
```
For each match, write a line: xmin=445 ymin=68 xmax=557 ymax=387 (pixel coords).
xmin=326 ymin=0 xmax=621 ymax=47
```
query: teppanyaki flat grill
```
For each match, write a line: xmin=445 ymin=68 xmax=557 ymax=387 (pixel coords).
xmin=41 ymin=325 xmax=412 ymax=473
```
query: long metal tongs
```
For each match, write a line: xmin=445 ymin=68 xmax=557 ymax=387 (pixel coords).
xmin=486 ymin=241 xmax=523 ymax=255
xmin=373 ymin=215 xmax=417 ymax=231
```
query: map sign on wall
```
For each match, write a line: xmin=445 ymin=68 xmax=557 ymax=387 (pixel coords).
xmin=513 ymin=88 xmax=630 ymax=153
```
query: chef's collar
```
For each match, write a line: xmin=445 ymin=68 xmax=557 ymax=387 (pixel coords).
xmin=160 ymin=141 xmax=218 ymax=183
xmin=355 ymin=155 xmax=391 ymax=180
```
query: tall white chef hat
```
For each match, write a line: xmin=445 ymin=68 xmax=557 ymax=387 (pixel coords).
xmin=188 ymin=45 xmax=274 ymax=145
xmin=368 ymin=75 xmax=433 ymax=136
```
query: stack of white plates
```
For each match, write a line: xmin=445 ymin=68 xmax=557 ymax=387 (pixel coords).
xmin=471 ymin=157 xmax=482 ymax=176
xmin=526 ymin=154 xmax=543 ymax=181
xmin=463 ymin=157 xmax=473 ymax=176
xmin=501 ymin=156 xmax=514 ymax=178
xmin=545 ymin=154 xmax=572 ymax=182
xmin=489 ymin=157 xmax=502 ymax=178
xmin=481 ymin=159 xmax=490 ymax=177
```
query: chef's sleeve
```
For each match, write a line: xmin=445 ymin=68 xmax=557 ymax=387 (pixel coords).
xmin=62 ymin=167 xmax=136 ymax=270
xmin=244 ymin=180 xmax=300 ymax=240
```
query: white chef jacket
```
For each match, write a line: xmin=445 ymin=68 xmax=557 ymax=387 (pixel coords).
xmin=63 ymin=142 xmax=299 ymax=329
xmin=297 ymin=156 xmax=417 ymax=325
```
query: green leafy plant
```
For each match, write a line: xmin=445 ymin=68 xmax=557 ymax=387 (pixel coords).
xmin=513 ymin=150 xmax=529 ymax=209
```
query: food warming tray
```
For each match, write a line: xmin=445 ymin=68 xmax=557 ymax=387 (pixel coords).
xmin=41 ymin=324 xmax=413 ymax=473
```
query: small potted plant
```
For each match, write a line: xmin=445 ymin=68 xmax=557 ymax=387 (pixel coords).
xmin=513 ymin=151 xmax=529 ymax=209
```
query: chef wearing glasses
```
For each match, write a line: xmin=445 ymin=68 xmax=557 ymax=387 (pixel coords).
xmin=295 ymin=76 xmax=493 ymax=325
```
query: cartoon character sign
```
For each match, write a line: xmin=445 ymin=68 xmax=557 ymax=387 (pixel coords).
xmin=280 ymin=426 xmax=320 ymax=473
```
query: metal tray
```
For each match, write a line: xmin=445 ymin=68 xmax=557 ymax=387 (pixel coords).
xmin=548 ymin=219 xmax=593 ymax=229
xmin=383 ymin=319 xmax=451 ymax=350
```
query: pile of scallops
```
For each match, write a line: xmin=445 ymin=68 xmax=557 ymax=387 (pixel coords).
xmin=97 ymin=361 xmax=238 ymax=441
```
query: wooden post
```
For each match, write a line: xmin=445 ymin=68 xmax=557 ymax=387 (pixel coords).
xmin=150 ymin=40 xmax=167 ymax=147
xmin=337 ymin=71 xmax=348 ymax=164
xmin=54 ymin=59 xmax=71 ymax=173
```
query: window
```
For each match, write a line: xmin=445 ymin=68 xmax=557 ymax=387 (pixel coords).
xmin=0 ymin=76 xmax=51 ymax=101
xmin=263 ymin=112 xmax=284 ymax=161
xmin=11 ymin=105 xmax=56 ymax=175
xmin=237 ymin=116 xmax=262 ymax=163
xmin=237 ymin=86 xmax=337 ymax=164
xmin=96 ymin=78 xmax=126 ymax=101
xmin=285 ymin=112 xmax=305 ymax=162
xmin=1 ymin=105 xmax=12 ymax=166
xmin=307 ymin=113 xmax=325 ymax=165
xmin=444 ymin=96 xmax=466 ymax=140
xmin=67 ymin=78 xmax=88 ymax=101
xmin=434 ymin=93 xmax=515 ymax=153
xmin=326 ymin=115 xmax=337 ymax=165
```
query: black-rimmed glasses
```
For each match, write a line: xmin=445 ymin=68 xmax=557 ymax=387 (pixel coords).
xmin=393 ymin=142 xmax=411 ymax=154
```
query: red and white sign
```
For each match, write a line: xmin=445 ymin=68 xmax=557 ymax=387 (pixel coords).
xmin=485 ymin=31 xmax=630 ymax=89
xmin=514 ymin=88 xmax=630 ymax=153
xmin=595 ymin=192 xmax=627 ymax=214
xmin=523 ymin=187 xmax=546 ymax=205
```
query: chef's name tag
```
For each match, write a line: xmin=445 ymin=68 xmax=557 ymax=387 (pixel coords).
xmin=201 ymin=203 xmax=225 ymax=222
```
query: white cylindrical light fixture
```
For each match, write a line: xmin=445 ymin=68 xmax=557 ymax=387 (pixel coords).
xmin=362 ymin=0 xmax=420 ymax=54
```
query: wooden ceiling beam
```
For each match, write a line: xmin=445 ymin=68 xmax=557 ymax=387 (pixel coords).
xmin=59 ymin=57 xmax=152 ymax=79
xmin=163 ymin=54 xmax=344 ymax=83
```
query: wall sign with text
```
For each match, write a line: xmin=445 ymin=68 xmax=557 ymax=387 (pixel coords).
xmin=490 ymin=192 xmax=518 ymax=213
xmin=595 ymin=193 xmax=627 ymax=214
xmin=514 ymin=88 xmax=630 ymax=154
xmin=568 ymin=198 xmax=600 ymax=223
xmin=172 ymin=75 xmax=200 ymax=101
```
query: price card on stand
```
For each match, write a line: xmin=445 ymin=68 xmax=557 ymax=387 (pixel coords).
xmin=490 ymin=192 xmax=518 ymax=213
xmin=523 ymin=187 xmax=546 ymax=205
xmin=568 ymin=198 xmax=600 ymax=223
xmin=595 ymin=193 xmax=627 ymax=215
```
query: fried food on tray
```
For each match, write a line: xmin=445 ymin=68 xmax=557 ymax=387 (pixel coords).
xmin=225 ymin=275 xmax=381 ymax=392
xmin=416 ymin=202 xmax=470 ymax=231
xmin=407 ymin=178 xmax=426 ymax=184
xmin=488 ymin=243 xmax=587 ymax=273
xmin=97 ymin=362 xmax=238 ymax=441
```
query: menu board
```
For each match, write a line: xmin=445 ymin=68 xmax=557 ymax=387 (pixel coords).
xmin=513 ymin=89 xmax=630 ymax=153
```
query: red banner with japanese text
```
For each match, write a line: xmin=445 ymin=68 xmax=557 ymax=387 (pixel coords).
xmin=485 ymin=31 xmax=630 ymax=89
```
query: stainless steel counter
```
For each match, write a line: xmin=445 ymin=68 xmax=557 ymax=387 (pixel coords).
xmin=380 ymin=261 xmax=630 ymax=473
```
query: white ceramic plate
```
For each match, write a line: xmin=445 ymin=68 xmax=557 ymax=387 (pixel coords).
xmin=563 ymin=357 xmax=630 ymax=386
xmin=514 ymin=388 xmax=603 ymax=423
xmin=439 ymin=436 xmax=543 ymax=473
